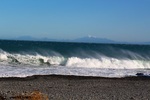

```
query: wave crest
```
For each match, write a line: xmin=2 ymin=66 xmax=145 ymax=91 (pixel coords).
xmin=0 ymin=49 xmax=150 ymax=69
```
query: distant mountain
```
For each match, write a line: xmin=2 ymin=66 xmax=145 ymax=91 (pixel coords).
xmin=9 ymin=36 xmax=117 ymax=44
xmin=73 ymin=36 xmax=116 ymax=43
xmin=145 ymin=42 xmax=150 ymax=44
xmin=40 ymin=37 xmax=57 ymax=42
xmin=10 ymin=36 xmax=150 ymax=44
xmin=12 ymin=36 xmax=57 ymax=42
xmin=13 ymin=36 xmax=37 ymax=41
xmin=136 ymin=42 xmax=150 ymax=45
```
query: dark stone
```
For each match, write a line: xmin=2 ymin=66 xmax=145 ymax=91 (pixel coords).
xmin=136 ymin=73 xmax=144 ymax=76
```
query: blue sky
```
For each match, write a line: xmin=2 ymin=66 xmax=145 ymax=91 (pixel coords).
xmin=0 ymin=0 xmax=150 ymax=42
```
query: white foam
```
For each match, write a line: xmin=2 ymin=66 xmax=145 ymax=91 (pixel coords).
xmin=0 ymin=65 xmax=150 ymax=78
xmin=0 ymin=50 xmax=150 ymax=77
xmin=66 ymin=57 xmax=150 ymax=69
xmin=0 ymin=51 xmax=8 ymax=61
xmin=0 ymin=50 xmax=150 ymax=69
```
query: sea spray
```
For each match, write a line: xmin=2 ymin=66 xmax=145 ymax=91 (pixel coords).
xmin=0 ymin=40 xmax=150 ymax=77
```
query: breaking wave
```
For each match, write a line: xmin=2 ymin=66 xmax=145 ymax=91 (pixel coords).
xmin=0 ymin=49 xmax=150 ymax=69
xmin=0 ymin=40 xmax=150 ymax=77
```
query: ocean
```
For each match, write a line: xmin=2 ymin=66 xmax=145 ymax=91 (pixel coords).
xmin=0 ymin=40 xmax=150 ymax=78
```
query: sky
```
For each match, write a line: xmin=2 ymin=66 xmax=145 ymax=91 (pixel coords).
xmin=0 ymin=0 xmax=150 ymax=42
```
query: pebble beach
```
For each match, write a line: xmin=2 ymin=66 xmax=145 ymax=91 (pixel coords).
xmin=0 ymin=75 xmax=150 ymax=100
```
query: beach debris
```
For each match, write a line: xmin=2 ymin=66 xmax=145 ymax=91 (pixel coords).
xmin=10 ymin=90 xmax=48 ymax=100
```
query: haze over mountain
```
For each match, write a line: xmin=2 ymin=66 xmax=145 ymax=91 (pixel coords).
xmin=73 ymin=36 xmax=116 ymax=43
xmin=5 ymin=35 xmax=150 ymax=44
xmin=12 ymin=36 xmax=57 ymax=42
xmin=13 ymin=36 xmax=37 ymax=41
xmin=10 ymin=36 xmax=117 ymax=43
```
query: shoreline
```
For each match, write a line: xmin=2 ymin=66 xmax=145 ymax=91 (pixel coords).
xmin=0 ymin=75 xmax=150 ymax=99
xmin=0 ymin=74 xmax=150 ymax=80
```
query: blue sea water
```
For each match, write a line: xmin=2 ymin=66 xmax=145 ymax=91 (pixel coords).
xmin=0 ymin=40 xmax=150 ymax=77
